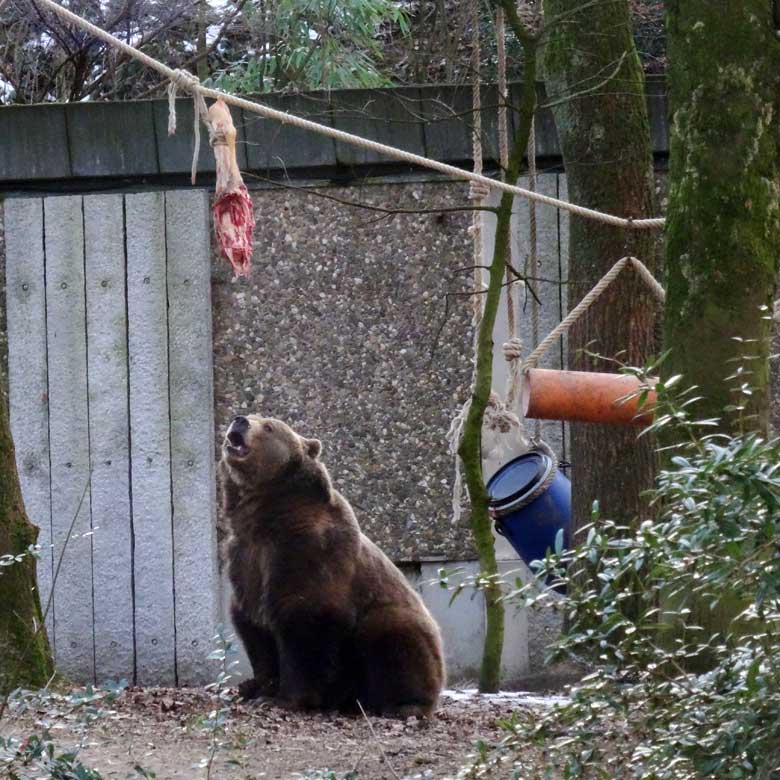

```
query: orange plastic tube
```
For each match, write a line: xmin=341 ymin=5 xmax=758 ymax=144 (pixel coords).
xmin=521 ymin=368 xmax=657 ymax=426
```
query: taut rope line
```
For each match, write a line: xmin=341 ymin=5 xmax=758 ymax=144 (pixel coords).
xmin=35 ymin=0 xmax=665 ymax=231
xmin=523 ymin=256 xmax=666 ymax=370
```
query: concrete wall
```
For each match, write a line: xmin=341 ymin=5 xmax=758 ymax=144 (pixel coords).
xmin=3 ymin=192 xmax=219 ymax=685
xmin=209 ymin=175 xmax=577 ymax=562
xmin=0 ymin=78 xmax=670 ymax=191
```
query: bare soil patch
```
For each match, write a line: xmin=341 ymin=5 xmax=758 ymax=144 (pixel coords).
xmin=5 ymin=686 xmax=566 ymax=779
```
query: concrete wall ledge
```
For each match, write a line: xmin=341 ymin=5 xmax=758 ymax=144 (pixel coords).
xmin=0 ymin=77 xmax=668 ymax=190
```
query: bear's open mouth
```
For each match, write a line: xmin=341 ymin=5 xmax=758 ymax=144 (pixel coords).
xmin=225 ymin=430 xmax=249 ymax=458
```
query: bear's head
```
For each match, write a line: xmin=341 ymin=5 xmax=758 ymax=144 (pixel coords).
xmin=221 ymin=414 xmax=323 ymax=489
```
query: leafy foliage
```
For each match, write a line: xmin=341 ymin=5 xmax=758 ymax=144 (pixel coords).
xmin=0 ymin=632 xmax=239 ymax=780
xmin=0 ymin=680 xmax=128 ymax=780
xmin=1 ymin=0 xmax=664 ymax=103
xmin=196 ymin=627 xmax=240 ymax=779
xmin=459 ymin=368 xmax=780 ymax=779
xmin=214 ymin=0 xmax=409 ymax=92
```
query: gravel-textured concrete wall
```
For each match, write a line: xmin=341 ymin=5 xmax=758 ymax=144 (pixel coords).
xmin=211 ymin=180 xmax=478 ymax=561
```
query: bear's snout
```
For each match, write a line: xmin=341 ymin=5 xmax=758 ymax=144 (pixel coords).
xmin=225 ymin=416 xmax=250 ymax=457
xmin=230 ymin=415 xmax=250 ymax=432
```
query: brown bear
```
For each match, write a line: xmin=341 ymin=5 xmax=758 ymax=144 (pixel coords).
xmin=219 ymin=414 xmax=445 ymax=717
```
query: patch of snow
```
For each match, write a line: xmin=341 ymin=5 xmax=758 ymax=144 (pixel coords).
xmin=442 ymin=688 xmax=569 ymax=707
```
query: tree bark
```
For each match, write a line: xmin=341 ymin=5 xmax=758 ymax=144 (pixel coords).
xmin=541 ymin=1 xmax=660 ymax=550
xmin=661 ymin=1 xmax=780 ymax=668
xmin=196 ymin=0 xmax=209 ymax=82
xmin=664 ymin=1 xmax=780 ymax=435
xmin=0 ymin=386 xmax=54 ymax=694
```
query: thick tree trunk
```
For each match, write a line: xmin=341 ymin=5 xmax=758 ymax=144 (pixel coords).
xmin=664 ymin=1 xmax=780 ymax=435
xmin=662 ymin=1 xmax=780 ymax=668
xmin=0 ymin=387 xmax=54 ymax=694
xmin=541 ymin=1 xmax=660 ymax=549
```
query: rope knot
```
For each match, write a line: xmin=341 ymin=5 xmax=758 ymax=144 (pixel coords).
xmin=468 ymin=180 xmax=491 ymax=203
xmin=502 ymin=337 xmax=524 ymax=362
xmin=171 ymin=68 xmax=200 ymax=91
xmin=167 ymin=69 xmax=202 ymax=136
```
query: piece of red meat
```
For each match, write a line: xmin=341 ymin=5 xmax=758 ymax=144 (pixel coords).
xmin=208 ymin=98 xmax=255 ymax=278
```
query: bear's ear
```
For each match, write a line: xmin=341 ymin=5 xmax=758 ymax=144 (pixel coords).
xmin=305 ymin=438 xmax=322 ymax=459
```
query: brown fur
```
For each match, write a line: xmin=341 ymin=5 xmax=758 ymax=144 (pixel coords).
xmin=219 ymin=415 xmax=445 ymax=716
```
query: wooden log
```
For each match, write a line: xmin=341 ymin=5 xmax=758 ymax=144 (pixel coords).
xmin=521 ymin=368 xmax=657 ymax=426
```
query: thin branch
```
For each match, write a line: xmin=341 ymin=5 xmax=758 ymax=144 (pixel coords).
xmin=80 ymin=6 xmax=191 ymax=99
xmin=241 ymin=171 xmax=499 ymax=216
xmin=136 ymin=0 xmax=251 ymax=99
xmin=0 ymin=475 xmax=90 ymax=719
xmin=541 ymin=51 xmax=628 ymax=109
xmin=356 ymin=700 xmax=401 ymax=780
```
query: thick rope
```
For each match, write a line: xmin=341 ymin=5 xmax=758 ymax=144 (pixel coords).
xmin=523 ymin=256 xmax=666 ymax=370
xmin=167 ymin=69 xmax=212 ymax=184
xmin=36 ymin=0 xmax=665 ymax=231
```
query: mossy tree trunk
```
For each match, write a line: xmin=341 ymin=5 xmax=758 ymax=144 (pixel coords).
xmin=0 ymin=382 xmax=54 ymax=694
xmin=662 ymin=1 xmax=780 ymax=666
xmin=541 ymin=0 xmax=660 ymax=559
xmin=458 ymin=2 xmax=538 ymax=693
xmin=664 ymin=2 xmax=780 ymax=435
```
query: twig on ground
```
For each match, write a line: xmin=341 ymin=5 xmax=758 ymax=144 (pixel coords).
xmin=356 ymin=700 xmax=401 ymax=780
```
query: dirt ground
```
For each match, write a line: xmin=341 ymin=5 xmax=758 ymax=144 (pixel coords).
xmin=4 ymin=686 xmax=568 ymax=780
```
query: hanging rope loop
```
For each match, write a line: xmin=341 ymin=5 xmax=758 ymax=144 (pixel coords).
xmin=165 ymin=68 xmax=212 ymax=183
xmin=503 ymin=337 xmax=524 ymax=362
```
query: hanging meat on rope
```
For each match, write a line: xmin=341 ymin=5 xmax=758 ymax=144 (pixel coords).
xmin=208 ymin=98 xmax=255 ymax=277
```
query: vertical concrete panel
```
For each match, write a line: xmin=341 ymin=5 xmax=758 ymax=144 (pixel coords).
xmin=498 ymin=560 xmax=530 ymax=683
xmin=220 ymin=568 xmax=251 ymax=680
xmin=165 ymin=190 xmax=219 ymax=685
xmin=4 ymin=198 xmax=54 ymax=641
xmin=83 ymin=194 xmax=135 ymax=683
xmin=413 ymin=562 xmax=529 ymax=684
xmin=414 ymin=562 xmax=484 ymax=683
xmin=43 ymin=195 xmax=95 ymax=682
xmin=126 ymin=192 xmax=176 ymax=685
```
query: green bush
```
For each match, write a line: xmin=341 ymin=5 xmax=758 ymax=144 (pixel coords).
xmin=460 ymin=370 xmax=780 ymax=779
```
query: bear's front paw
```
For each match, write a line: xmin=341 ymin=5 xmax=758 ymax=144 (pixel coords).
xmin=278 ymin=692 xmax=323 ymax=712
xmin=237 ymin=678 xmax=262 ymax=701
xmin=237 ymin=676 xmax=278 ymax=702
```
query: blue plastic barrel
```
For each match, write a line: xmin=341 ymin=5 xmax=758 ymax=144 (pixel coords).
xmin=486 ymin=450 xmax=571 ymax=569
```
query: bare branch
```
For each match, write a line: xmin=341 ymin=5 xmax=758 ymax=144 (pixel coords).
xmin=541 ymin=51 xmax=628 ymax=109
xmin=241 ymin=171 xmax=499 ymax=216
